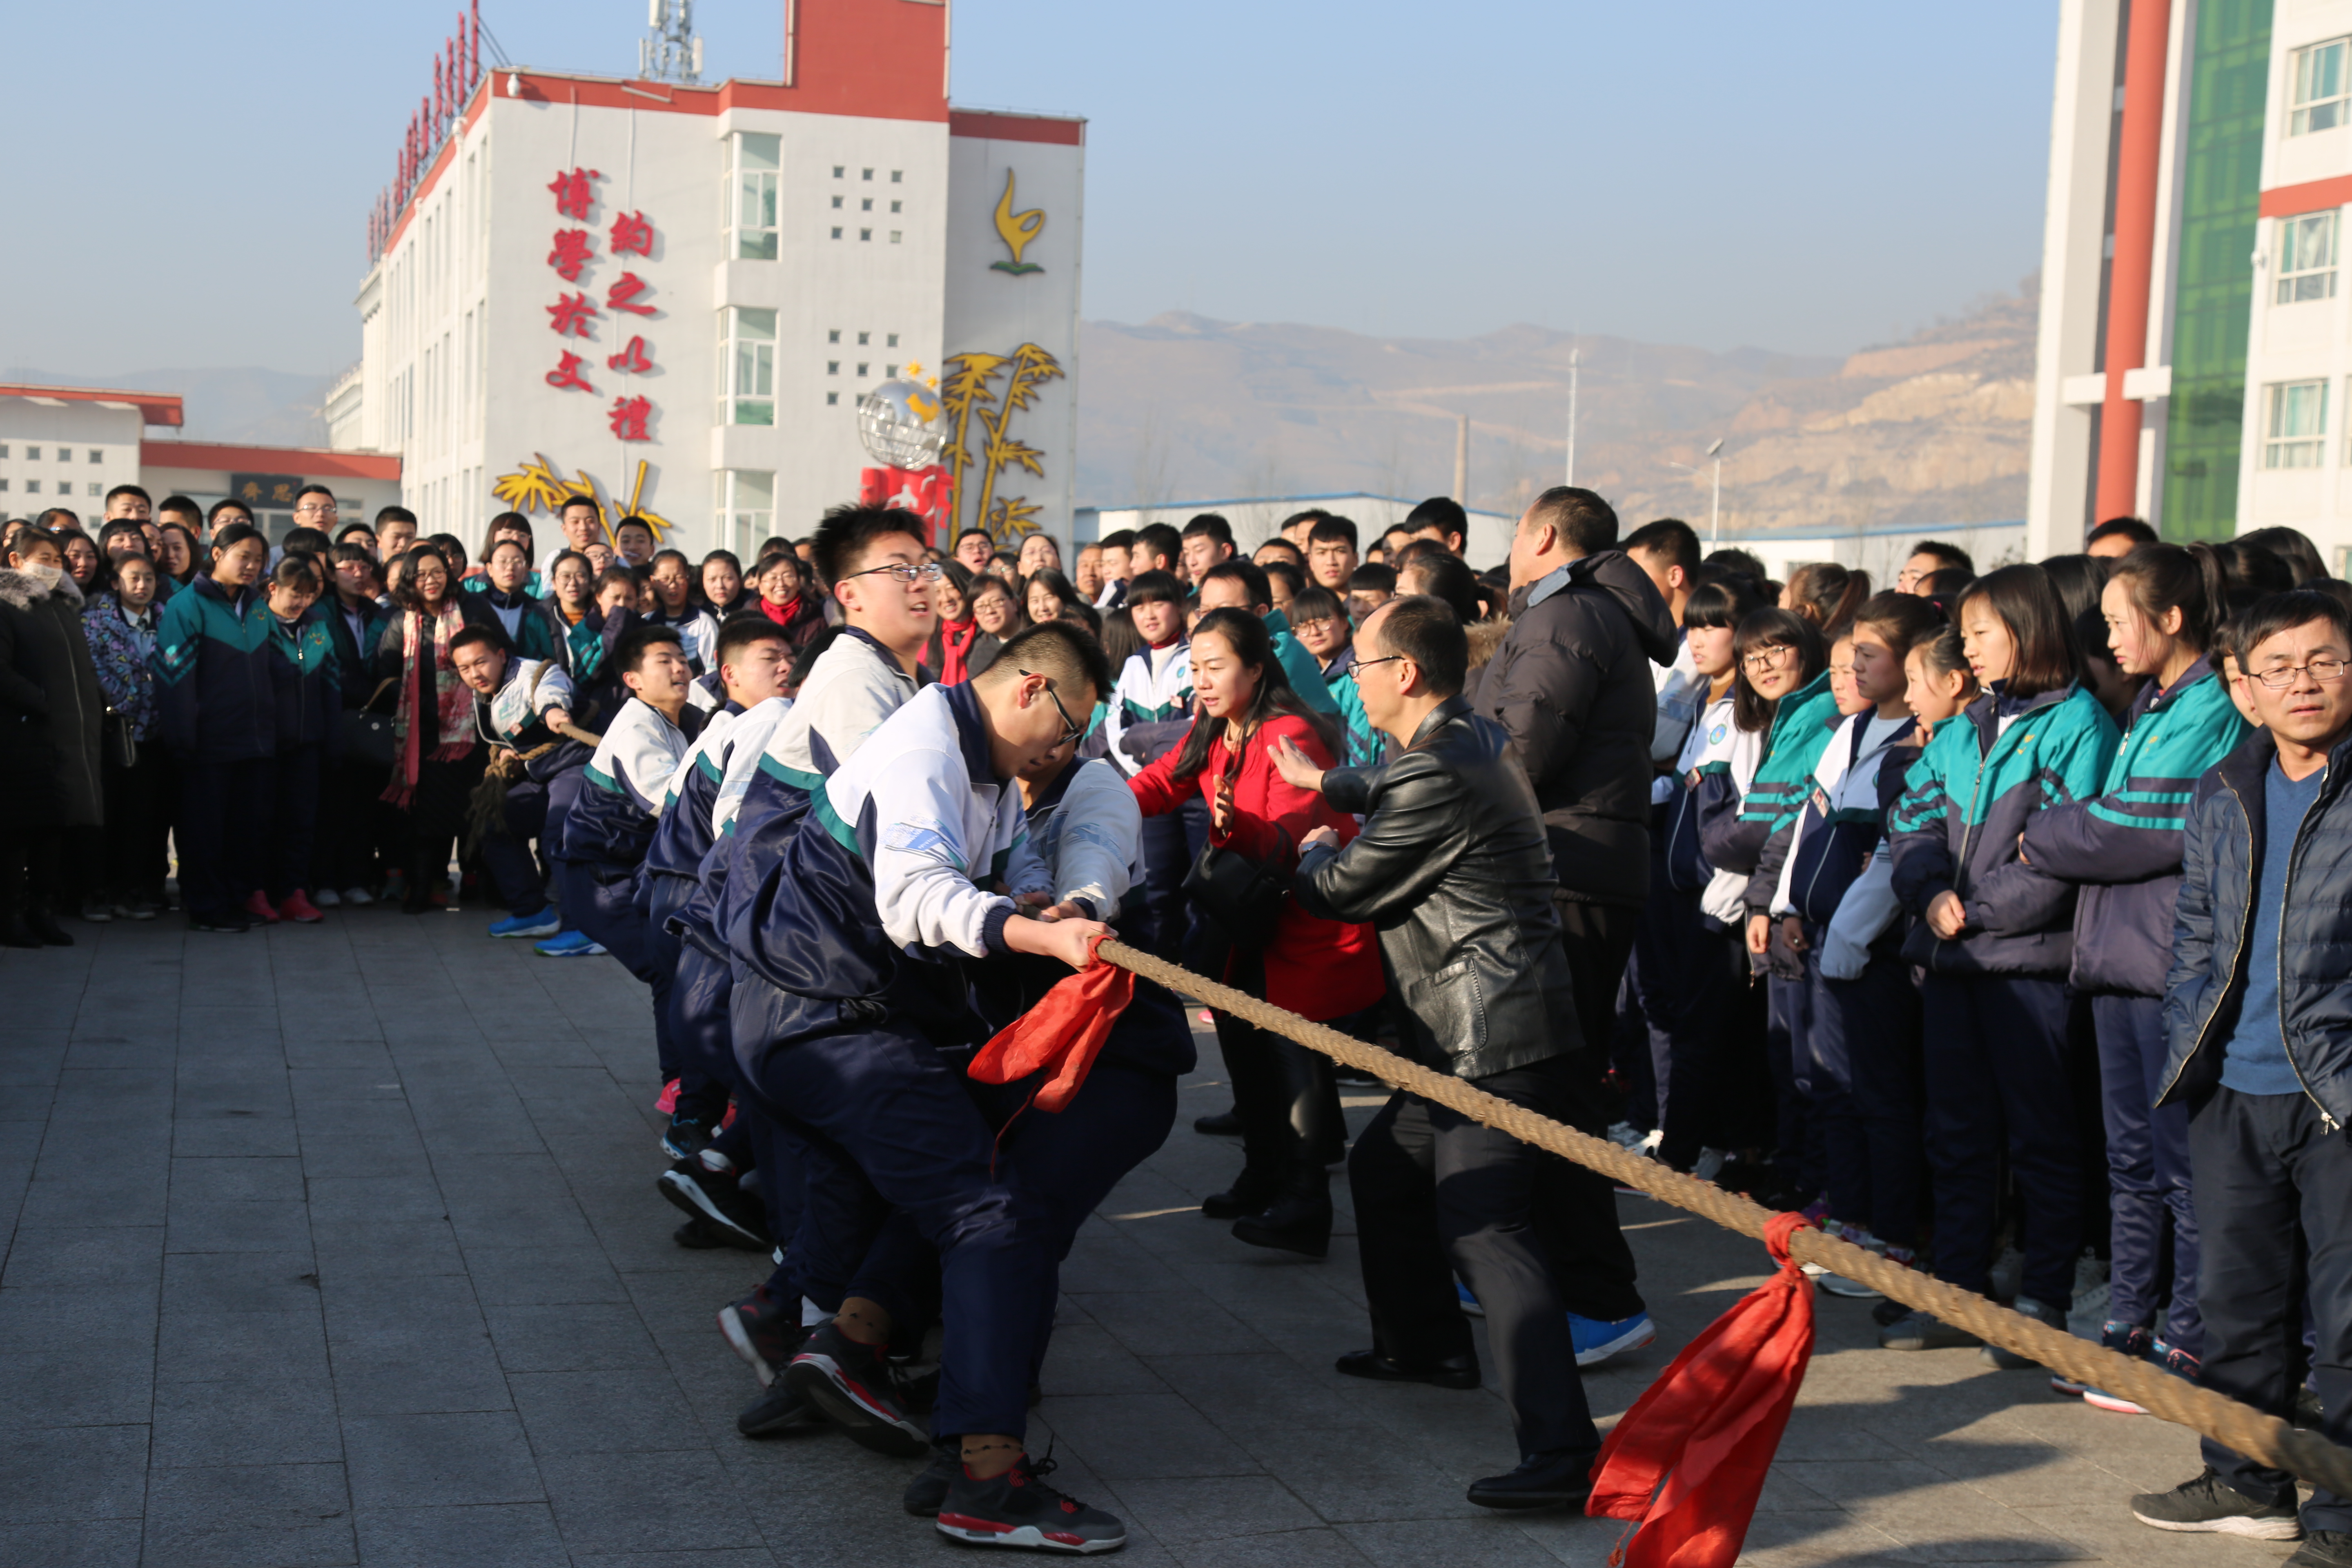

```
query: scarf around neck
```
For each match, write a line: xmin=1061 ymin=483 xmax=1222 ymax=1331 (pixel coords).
xmin=382 ymin=600 xmax=477 ymax=807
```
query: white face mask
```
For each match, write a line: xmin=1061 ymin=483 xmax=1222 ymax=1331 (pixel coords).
xmin=20 ymin=562 xmax=64 ymax=590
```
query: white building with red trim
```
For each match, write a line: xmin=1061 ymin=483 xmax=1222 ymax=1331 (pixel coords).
xmin=339 ymin=0 xmax=1084 ymax=561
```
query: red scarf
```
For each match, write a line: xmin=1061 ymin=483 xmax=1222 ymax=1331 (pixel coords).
xmin=381 ymin=601 xmax=477 ymax=808
xmin=760 ymin=593 xmax=801 ymax=628
xmin=968 ymin=935 xmax=1132 ymax=1112
xmin=937 ymin=617 xmax=978 ymax=684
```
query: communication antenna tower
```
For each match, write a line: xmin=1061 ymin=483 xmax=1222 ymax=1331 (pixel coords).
xmin=639 ymin=0 xmax=702 ymax=84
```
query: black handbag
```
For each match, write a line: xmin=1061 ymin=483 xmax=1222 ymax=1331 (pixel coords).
xmin=102 ymin=707 xmax=137 ymax=771
xmin=339 ymin=678 xmax=400 ymax=769
xmin=1181 ymin=745 xmax=1293 ymax=950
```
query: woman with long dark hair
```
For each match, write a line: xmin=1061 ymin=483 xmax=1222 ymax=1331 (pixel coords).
xmin=2017 ymin=544 xmax=2247 ymax=1404
xmin=372 ymin=542 xmax=500 ymax=912
xmin=1127 ymin=607 xmax=1383 ymax=1256
xmin=1882 ymin=564 xmax=2120 ymax=1360
xmin=923 ymin=559 xmax=982 ymax=683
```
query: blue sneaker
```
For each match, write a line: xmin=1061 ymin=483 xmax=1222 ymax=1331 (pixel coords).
xmin=1456 ymin=1278 xmax=1485 ymax=1318
xmin=1570 ymin=1311 xmax=1654 ymax=1368
xmin=535 ymin=929 xmax=607 ymax=957
xmin=2051 ymin=1320 xmax=2150 ymax=1399
xmin=488 ymin=906 xmax=561 ymax=939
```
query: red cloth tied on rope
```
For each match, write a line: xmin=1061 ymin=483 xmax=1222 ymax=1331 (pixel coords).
xmin=967 ymin=933 xmax=1132 ymax=1112
xmin=1586 ymin=1209 xmax=1817 ymax=1568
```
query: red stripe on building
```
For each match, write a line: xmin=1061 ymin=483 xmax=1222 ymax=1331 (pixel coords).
xmin=141 ymin=441 xmax=402 ymax=482
xmin=2261 ymin=174 xmax=2352 ymax=219
xmin=0 ymin=384 xmax=183 ymax=428
xmin=950 ymin=110 xmax=1085 ymax=146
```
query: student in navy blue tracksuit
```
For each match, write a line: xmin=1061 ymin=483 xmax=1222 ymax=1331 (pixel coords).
xmin=2019 ymin=544 xmax=2247 ymax=1408
xmin=261 ymin=556 xmax=340 ymax=924
xmin=550 ymin=624 xmax=704 ymax=1093
xmin=1766 ymin=593 xmax=1944 ymax=1290
xmin=639 ymin=618 xmax=793 ymax=1156
xmin=151 ymin=522 xmax=276 ymax=932
xmin=1884 ymin=566 xmax=2119 ymax=1361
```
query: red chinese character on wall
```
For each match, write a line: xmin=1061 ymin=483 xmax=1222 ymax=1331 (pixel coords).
xmin=544 ymin=351 xmax=596 ymax=393
xmin=610 ymin=211 xmax=654 ymax=258
xmin=607 ymin=337 xmax=654 ymax=375
xmin=547 ymin=292 xmax=600 ymax=337
xmin=548 ymin=167 xmax=602 ymax=220
xmin=608 ymin=396 xmax=653 ymax=442
xmin=548 ymin=229 xmax=595 ymax=282
xmin=605 ymin=272 xmax=657 ymax=316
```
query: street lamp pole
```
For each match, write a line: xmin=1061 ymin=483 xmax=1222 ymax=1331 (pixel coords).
xmin=1705 ymin=437 xmax=1725 ymax=547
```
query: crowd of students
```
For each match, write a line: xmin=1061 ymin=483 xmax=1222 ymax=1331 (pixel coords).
xmin=9 ymin=477 xmax=2352 ymax=1556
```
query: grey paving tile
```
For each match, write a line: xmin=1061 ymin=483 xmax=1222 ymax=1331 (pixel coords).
xmin=172 ymin=1114 xmax=303 ymax=1158
xmin=0 ymin=1424 xmax=149 ymax=1523
xmin=0 ymin=1519 xmax=144 ymax=1567
xmin=0 ymin=1225 xmax=163 ymax=1291
xmin=157 ymin=1310 xmax=330 ymax=1385
xmin=164 ymin=1198 xmax=315 ymax=1254
xmin=538 ymin=1449 xmax=764 ymax=1555
xmin=483 ymin=1300 xmax=663 ymax=1373
xmin=1113 ymin=1474 xmax=1324 ymax=1545
xmin=0 ymin=1289 xmax=156 ymax=1429
xmin=168 ymin=1154 xmax=306 ymax=1203
xmin=339 ymin=1411 xmax=544 ymax=1509
xmin=140 ymin=1461 xmax=354 ymax=1566
xmin=507 ymin=1368 xmax=701 ymax=1455
xmin=1035 ymin=1393 xmax=1263 ymax=1481
xmin=15 ymin=1162 xmax=168 ymax=1228
xmin=160 ymin=1250 xmax=322 ymax=1313
xmin=151 ymin=1379 xmax=345 ymax=1468
xmin=462 ymin=1245 xmax=634 ymax=1307
xmin=352 ymin=1502 xmax=569 ymax=1567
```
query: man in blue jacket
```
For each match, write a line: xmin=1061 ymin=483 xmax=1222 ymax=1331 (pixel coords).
xmin=2130 ymin=589 xmax=2352 ymax=1565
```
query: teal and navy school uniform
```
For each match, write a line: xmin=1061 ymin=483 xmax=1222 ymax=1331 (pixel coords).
xmin=259 ymin=608 xmax=341 ymax=901
xmin=153 ymin=575 xmax=275 ymax=763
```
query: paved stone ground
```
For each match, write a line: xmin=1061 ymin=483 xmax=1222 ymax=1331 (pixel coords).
xmin=0 ymin=909 xmax=2305 ymax=1566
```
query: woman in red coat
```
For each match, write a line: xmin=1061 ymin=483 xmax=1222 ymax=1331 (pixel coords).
xmin=1130 ymin=606 xmax=1383 ymax=1257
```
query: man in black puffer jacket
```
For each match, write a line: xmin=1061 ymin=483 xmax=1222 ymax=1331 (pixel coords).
xmin=1281 ymin=596 xmax=1645 ymax=1516
xmin=1477 ymin=486 xmax=1677 ymax=1056
xmin=2131 ymin=589 xmax=2352 ymax=1554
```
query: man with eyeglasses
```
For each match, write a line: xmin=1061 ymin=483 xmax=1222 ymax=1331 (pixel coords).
xmin=2132 ymin=589 xmax=2352 ymax=1555
xmin=292 ymin=485 xmax=338 ymax=532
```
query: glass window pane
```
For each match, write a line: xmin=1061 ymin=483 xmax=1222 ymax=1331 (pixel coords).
xmin=732 ymin=471 xmax=775 ymax=511
xmin=738 ymin=132 xmax=780 ymax=172
xmin=738 ymin=307 xmax=775 ymax=340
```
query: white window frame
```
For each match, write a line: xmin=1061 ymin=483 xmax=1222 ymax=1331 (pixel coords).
xmin=719 ymin=307 xmax=777 ymax=426
xmin=2294 ymin=38 xmax=2352 ymax=136
xmin=717 ymin=470 xmax=775 ymax=558
xmin=2277 ymin=210 xmax=2341 ymax=304
xmin=724 ymin=132 xmax=780 ymax=262
xmin=2265 ymin=379 xmax=2330 ymax=469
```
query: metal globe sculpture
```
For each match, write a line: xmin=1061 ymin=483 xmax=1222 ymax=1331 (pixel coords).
xmin=856 ymin=377 xmax=946 ymax=469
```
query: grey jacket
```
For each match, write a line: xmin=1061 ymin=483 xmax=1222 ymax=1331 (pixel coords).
xmin=1294 ymin=698 xmax=1582 ymax=1079
xmin=1477 ymin=549 xmax=1678 ymax=909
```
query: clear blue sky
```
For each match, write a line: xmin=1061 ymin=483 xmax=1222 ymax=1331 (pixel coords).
xmin=1 ymin=0 xmax=2056 ymax=377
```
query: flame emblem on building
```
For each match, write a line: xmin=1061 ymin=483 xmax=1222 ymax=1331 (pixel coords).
xmin=990 ymin=170 xmax=1045 ymax=275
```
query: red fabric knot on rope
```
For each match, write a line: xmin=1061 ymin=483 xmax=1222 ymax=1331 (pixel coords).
xmin=1586 ymin=1208 xmax=1818 ymax=1568
xmin=967 ymin=932 xmax=1134 ymax=1114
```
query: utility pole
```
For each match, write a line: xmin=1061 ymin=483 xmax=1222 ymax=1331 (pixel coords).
xmin=1453 ymin=414 xmax=1469 ymax=502
xmin=1706 ymin=437 xmax=1725 ymax=546
xmin=1565 ymin=345 xmax=1579 ymax=486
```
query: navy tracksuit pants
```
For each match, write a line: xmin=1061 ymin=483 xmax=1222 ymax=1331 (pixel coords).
xmin=2192 ymin=1087 xmax=2352 ymax=1532
xmin=1628 ymin=882 xmax=1744 ymax=1165
xmin=1809 ymin=948 xmax=1925 ymax=1249
xmin=177 ymin=756 xmax=273 ymax=920
xmin=1920 ymin=971 xmax=2079 ymax=1306
xmin=477 ymin=777 xmax=553 ymax=916
xmin=728 ymin=970 xmax=1054 ymax=1442
xmin=646 ymin=875 xmax=732 ymax=1126
xmin=264 ymin=743 xmax=323 ymax=902
xmin=555 ymin=859 xmax=679 ymax=1082
xmin=1765 ymin=965 xmax=1817 ymax=1195
xmin=2096 ymin=993 xmax=2201 ymax=1352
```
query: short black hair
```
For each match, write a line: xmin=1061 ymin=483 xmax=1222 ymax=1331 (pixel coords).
xmin=715 ymin=616 xmax=789 ymax=672
xmin=2235 ymin=588 xmax=2352 ymax=669
xmin=1404 ymin=497 xmax=1468 ymax=546
xmin=334 ymin=521 xmax=376 ymax=545
xmin=208 ymin=498 xmax=255 ymax=528
xmin=1124 ymin=568 xmax=1185 ymax=608
xmin=375 ymin=504 xmax=418 ymax=527
xmin=1395 ymin=550 xmax=1484 ymax=626
xmin=270 ymin=554 xmax=322 ymax=593
xmin=956 ymin=527 xmax=993 ymax=549
xmin=1308 ymin=515 xmax=1359 ymax=550
xmin=157 ymin=494 xmax=203 ymax=522
xmin=281 ymin=526 xmax=333 ymax=558
xmin=613 ymin=623 xmax=683 ymax=675
xmin=1181 ymin=513 xmax=1235 ymax=549
xmin=1370 ymin=595 xmax=1468 ymax=699
xmin=105 ymin=483 xmax=152 ymax=506
xmin=1099 ymin=528 xmax=1138 ymax=552
xmin=1253 ymin=538 xmax=1304 ymax=565
xmin=613 ymin=515 xmax=656 ymax=540
xmin=1920 ymin=566 xmax=1975 ymax=597
xmin=559 ymin=494 xmax=601 ymax=517
xmin=329 ymin=541 xmax=376 ymax=571
xmin=448 ymin=623 xmax=513 ymax=660
xmin=1907 ymin=539 xmax=1975 ymax=575
xmin=1134 ymin=522 xmax=1182 ymax=569
xmin=1263 ymin=560 xmax=1304 ymax=599
xmin=1288 ymin=585 xmax=1343 ymax=626
xmin=1349 ymin=562 xmax=1397 ymax=594
xmin=1521 ymin=486 xmax=1617 ymax=555
xmin=97 ymin=518 xmax=147 ymax=553
xmin=295 ymin=483 xmax=336 ymax=506
xmin=593 ymin=565 xmax=639 ymax=599
xmin=812 ymin=501 xmax=928 ymax=592
xmin=1200 ymin=557 xmax=1270 ymax=610
xmin=1955 ymin=564 xmax=2082 ymax=699
xmin=1279 ymin=508 xmax=1334 ymax=535
xmin=984 ymin=620 xmax=1112 ymax=707
xmin=2239 ymin=526 xmax=2328 ymax=586
xmin=1623 ymin=517 xmax=1701 ymax=578
xmin=2086 ymin=517 xmax=2159 ymax=550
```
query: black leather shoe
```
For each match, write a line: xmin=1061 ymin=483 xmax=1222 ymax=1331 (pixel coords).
xmin=1467 ymin=1447 xmax=1597 ymax=1510
xmin=1232 ymin=1189 xmax=1332 ymax=1258
xmin=1201 ymin=1168 xmax=1276 ymax=1219
xmin=1335 ymin=1349 xmax=1480 ymax=1390
xmin=1194 ymin=1108 xmax=1243 ymax=1136
xmin=25 ymin=908 xmax=73 ymax=946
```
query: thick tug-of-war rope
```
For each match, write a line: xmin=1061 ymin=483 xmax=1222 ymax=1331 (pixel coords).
xmin=1095 ymin=938 xmax=2352 ymax=1500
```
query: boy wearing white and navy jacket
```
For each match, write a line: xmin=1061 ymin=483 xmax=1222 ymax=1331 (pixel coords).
xmin=453 ymin=634 xmax=581 ymax=934
xmin=550 ymin=625 xmax=705 ymax=1096
xmin=637 ymin=618 xmax=794 ymax=1159
xmin=1766 ymin=690 xmax=1925 ymax=1276
xmin=742 ymin=627 xmax=1130 ymax=1552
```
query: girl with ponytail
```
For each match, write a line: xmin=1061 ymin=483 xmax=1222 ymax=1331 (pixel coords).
xmin=2016 ymin=541 xmax=2249 ymax=1408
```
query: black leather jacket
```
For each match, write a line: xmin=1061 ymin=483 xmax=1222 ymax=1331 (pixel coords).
xmin=1294 ymin=697 xmax=1582 ymax=1079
